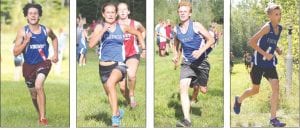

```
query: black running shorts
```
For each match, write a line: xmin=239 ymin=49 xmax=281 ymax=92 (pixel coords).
xmin=180 ymin=59 xmax=210 ymax=87
xmin=99 ymin=62 xmax=127 ymax=84
xmin=250 ymin=65 xmax=278 ymax=85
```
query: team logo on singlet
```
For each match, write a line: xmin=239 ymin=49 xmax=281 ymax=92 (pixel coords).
xmin=30 ymin=44 xmax=46 ymax=49
xmin=266 ymin=38 xmax=278 ymax=45
xmin=179 ymin=36 xmax=193 ymax=43
xmin=103 ymin=33 xmax=123 ymax=41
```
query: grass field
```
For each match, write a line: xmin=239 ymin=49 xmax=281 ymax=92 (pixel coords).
xmin=76 ymin=48 xmax=146 ymax=127
xmin=230 ymin=58 xmax=300 ymax=127
xmin=1 ymin=32 xmax=70 ymax=127
xmin=154 ymin=39 xmax=224 ymax=127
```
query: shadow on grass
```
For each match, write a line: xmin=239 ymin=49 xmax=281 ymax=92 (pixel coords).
xmin=100 ymin=97 xmax=128 ymax=107
xmin=85 ymin=112 xmax=111 ymax=126
xmin=167 ymin=99 xmax=183 ymax=120
xmin=118 ymin=99 xmax=128 ymax=108
xmin=83 ymin=99 xmax=128 ymax=126
xmin=207 ymin=87 xmax=223 ymax=97
xmin=168 ymin=92 xmax=203 ymax=120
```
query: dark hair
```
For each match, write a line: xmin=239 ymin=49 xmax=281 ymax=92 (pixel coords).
xmin=23 ymin=3 xmax=43 ymax=17
xmin=101 ymin=2 xmax=117 ymax=13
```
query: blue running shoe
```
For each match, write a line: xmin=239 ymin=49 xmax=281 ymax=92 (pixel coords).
xmin=270 ymin=118 xmax=286 ymax=127
xmin=118 ymin=109 xmax=124 ymax=119
xmin=111 ymin=109 xmax=125 ymax=127
xmin=233 ymin=96 xmax=241 ymax=114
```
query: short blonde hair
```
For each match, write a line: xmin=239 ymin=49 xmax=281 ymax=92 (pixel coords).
xmin=178 ymin=0 xmax=192 ymax=13
xmin=265 ymin=3 xmax=281 ymax=15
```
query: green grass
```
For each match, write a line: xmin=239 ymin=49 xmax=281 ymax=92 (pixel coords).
xmin=154 ymin=40 xmax=224 ymax=127
xmin=76 ymin=48 xmax=146 ymax=127
xmin=230 ymin=59 xmax=300 ymax=127
xmin=1 ymin=32 xmax=70 ymax=127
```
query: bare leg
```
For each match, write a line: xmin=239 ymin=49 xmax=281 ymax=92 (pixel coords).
xmin=35 ymin=73 xmax=46 ymax=120
xmin=83 ymin=55 xmax=86 ymax=65
xmin=180 ymin=78 xmax=192 ymax=122
xmin=191 ymin=86 xmax=199 ymax=103
xmin=119 ymin=78 xmax=130 ymax=103
xmin=28 ymin=87 xmax=39 ymax=114
xmin=79 ymin=54 xmax=84 ymax=66
xmin=126 ymin=58 xmax=139 ymax=103
xmin=191 ymin=85 xmax=207 ymax=105
xmin=200 ymin=86 xmax=208 ymax=94
xmin=238 ymin=84 xmax=260 ymax=103
xmin=268 ymin=79 xmax=279 ymax=119
xmin=106 ymin=69 xmax=123 ymax=116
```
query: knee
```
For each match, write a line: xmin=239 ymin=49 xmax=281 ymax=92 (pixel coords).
xmin=180 ymin=80 xmax=190 ymax=93
xmin=29 ymin=88 xmax=37 ymax=98
xmin=271 ymin=80 xmax=280 ymax=93
xmin=106 ymin=81 xmax=116 ymax=91
xmin=119 ymin=86 xmax=126 ymax=93
xmin=34 ymin=82 xmax=43 ymax=92
xmin=128 ymin=74 xmax=136 ymax=82
xmin=252 ymin=87 xmax=259 ymax=94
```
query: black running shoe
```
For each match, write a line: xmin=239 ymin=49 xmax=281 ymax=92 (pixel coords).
xmin=176 ymin=119 xmax=192 ymax=127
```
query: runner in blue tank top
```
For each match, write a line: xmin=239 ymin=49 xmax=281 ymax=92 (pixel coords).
xmin=78 ymin=24 xmax=88 ymax=66
xmin=89 ymin=2 xmax=144 ymax=127
xmin=233 ymin=3 xmax=286 ymax=127
xmin=13 ymin=3 xmax=58 ymax=126
xmin=172 ymin=1 xmax=215 ymax=127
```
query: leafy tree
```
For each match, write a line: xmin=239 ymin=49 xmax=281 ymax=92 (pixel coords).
xmin=230 ymin=0 xmax=299 ymax=70
xmin=77 ymin=0 xmax=146 ymax=26
xmin=154 ymin=0 xmax=223 ymax=28
xmin=1 ymin=0 xmax=69 ymax=32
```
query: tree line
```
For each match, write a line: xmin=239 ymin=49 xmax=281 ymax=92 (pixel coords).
xmin=77 ymin=0 xmax=146 ymax=27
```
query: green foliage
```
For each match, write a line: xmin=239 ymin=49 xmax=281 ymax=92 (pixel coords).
xmin=1 ymin=0 xmax=69 ymax=33
xmin=0 ymin=0 xmax=14 ymax=24
xmin=154 ymin=0 xmax=224 ymax=27
xmin=230 ymin=0 xmax=300 ymax=69
xmin=76 ymin=0 xmax=146 ymax=26
xmin=211 ymin=0 xmax=224 ymax=23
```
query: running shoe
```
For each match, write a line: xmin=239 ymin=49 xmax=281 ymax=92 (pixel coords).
xmin=176 ymin=119 xmax=191 ymax=127
xmin=112 ymin=109 xmax=125 ymax=127
xmin=39 ymin=118 xmax=48 ymax=126
xmin=233 ymin=96 xmax=241 ymax=114
xmin=270 ymin=117 xmax=286 ymax=127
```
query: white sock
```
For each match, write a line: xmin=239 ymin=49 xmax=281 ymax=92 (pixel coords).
xmin=130 ymin=96 xmax=135 ymax=103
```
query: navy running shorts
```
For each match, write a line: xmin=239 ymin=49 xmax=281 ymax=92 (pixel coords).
xmin=250 ymin=65 xmax=278 ymax=85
